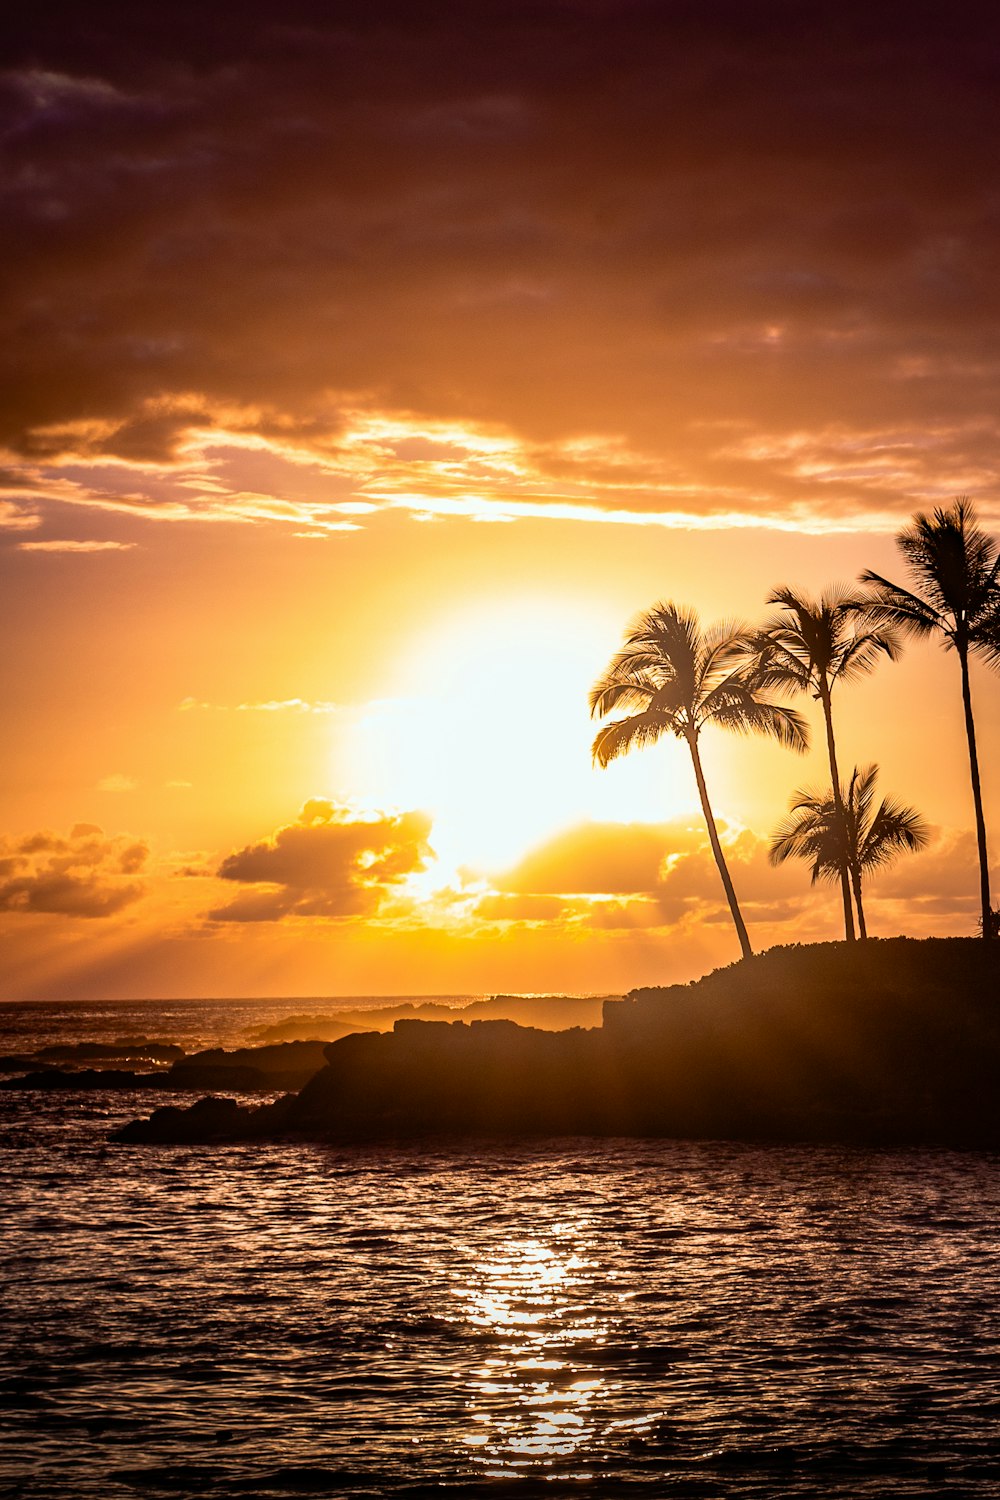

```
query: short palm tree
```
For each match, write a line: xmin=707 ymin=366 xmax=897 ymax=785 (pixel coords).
xmin=590 ymin=602 xmax=809 ymax=960
xmin=860 ymin=498 xmax=1000 ymax=939
xmin=770 ymin=764 xmax=928 ymax=938
xmin=749 ymin=587 xmax=900 ymax=942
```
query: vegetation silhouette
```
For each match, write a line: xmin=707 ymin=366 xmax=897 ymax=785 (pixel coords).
xmin=589 ymin=602 xmax=808 ymax=959
xmin=769 ymin=764 xmax=928 ymax=939
xmin=748 ymin=588 xmax=899 ymax=941
xmin=860 ymin=498 xmax=1000 ymax=939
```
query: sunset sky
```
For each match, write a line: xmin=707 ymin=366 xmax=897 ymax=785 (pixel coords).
xmin=3 ymin=1 xmax=1000 ymax=999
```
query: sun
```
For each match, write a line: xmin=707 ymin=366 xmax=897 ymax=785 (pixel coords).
xmin=334 ymin=597 xmax=698 ymax=878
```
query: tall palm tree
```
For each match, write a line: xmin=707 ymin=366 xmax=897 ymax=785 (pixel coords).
xmin=749 ymin=587 xmax=900 ymax=941
xmin=770 ymin=764 xmax=928 ymax=938
xmin=860 ymin=498 xmax=1000 ymax=940
xmin=590 ymin=602 xmax=808 ymax=960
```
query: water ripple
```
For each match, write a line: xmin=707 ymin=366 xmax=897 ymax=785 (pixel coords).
xmin=3 ymin=1088 xmax=1000 ymax=1496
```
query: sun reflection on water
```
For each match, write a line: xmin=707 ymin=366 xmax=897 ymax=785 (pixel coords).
xmin=450 ymin=1231 xmax=620 ymax=1476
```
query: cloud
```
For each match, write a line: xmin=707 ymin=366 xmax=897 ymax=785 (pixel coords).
xmin=5 ymin=4 xmax=1000 ymax=537
xmin=472 ymin=893 xmax=572 ymax=923
xmin=484 ymin=817 xmax=842 ymax=930
xmin=233 ymin=699 xmax=338 ymax=714
xmin=493 ymin=820 xmax=704 ymax=897
xmin=867 ymin=827 xmax=1000 ymax=922
xmin=0 ymin=823 xmax=148 ymax=917
xmin=178 ymin=696 xmax=339 ymax=714
xmin=209 ymin=798 xmax=434 ymax=922
xmin=19 ymin=538 xmax=136 ymax=552
xmin=96 ymin=772 xmax=137 ymax=792
xmin=0 ymin=498 xmax=40 ymax=530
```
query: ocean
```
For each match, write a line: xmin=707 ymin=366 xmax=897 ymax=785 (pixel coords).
xmin=3 ymin=998 xmax=1000 ymax=1497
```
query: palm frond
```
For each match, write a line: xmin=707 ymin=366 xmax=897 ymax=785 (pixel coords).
xmin=770 ymin=763 xmax=926 ymax=898
xmin=757 ymin=584 xmax=898 ymax=697
xmin=857 ymin=572 xmax=946 ymax=638
xmin=704 ymin=691 xmax=810 ymax=751
xmin=835 ymin=626 xmax=902 ymax=681
xmin=698 ymin=618 xmax=752 ymax=686
xmin=591 ymin=711 xmax=671 ymax=768
xmin=896 ymin=499 xmax=998 ymax=619
xmin=845 ymin=763 xmax=880 ymax=828
xmin=748 ymin=630 xmax=815 ymax=695
xmin=588 ymin=669 xmax=658 ymax=719
xmin=971 ymin=598 xmax=1000 ymax=668
xmin=592 ymin=600 xmax=807 ymax=816
xmin=769 ymin=788 xmax=830 ymax=870
xmin=858 ymin=796 xmax=929 ymax=869
xmin=870 ymin=499 xmax=1000 ymax=638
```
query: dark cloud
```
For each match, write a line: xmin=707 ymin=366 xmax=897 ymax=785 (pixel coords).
xmin=3 ymin=3 xmax=1000 ymax=529
xmin=0 ymin=823 xmax=148 ymax=916
xmin=210 ymin=798 xmax=433 ymax=921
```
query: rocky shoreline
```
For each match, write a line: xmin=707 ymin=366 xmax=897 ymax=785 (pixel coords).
xmin=109 ymin=937 xmax=1000 ymax=1149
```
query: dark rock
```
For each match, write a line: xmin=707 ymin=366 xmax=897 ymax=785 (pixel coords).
xmin=0 ymin=1054 xmax=39 ymax=1073
xmin=36 ymin=1041 xmax=185 ymax=1064
xmin=112 ymin=1092 xmax=296 ymax=1144
xmin=111 ymin=938 xmax=1000 ymax=1149
xmin=165 ymin=1039 xmax=329 ymax=1092
xmin=3 ymin=1039 xmax=331 ymax=1094
xmin=2 ymin=1068 xmax=151 ymax=1091
xmin=113 ymin=1095 xmax=250 ymax=1144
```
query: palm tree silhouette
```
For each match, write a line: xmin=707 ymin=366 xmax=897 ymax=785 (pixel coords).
xmin=860 ymin=499 xmax=1000 ymax=940
xmin=590 ymin=602 xmax=808 ymax=960
xmin=749 ymin=588 xmax=900 ymax=941
xmin=770 ymin=764 xmax=928 ymax=938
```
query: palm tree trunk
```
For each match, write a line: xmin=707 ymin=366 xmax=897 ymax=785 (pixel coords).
xmin=849 ymin=863 xmax=868 ymax=940
xmin=959 ymin=644 xmax=993 ymax=940
xmin=687 ymin=731 xmax=753 ymax=961
xmin=819 ymin=686 xmax=857 ymax=942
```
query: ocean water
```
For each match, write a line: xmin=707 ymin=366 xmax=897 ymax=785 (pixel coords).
xmin=3 ymin=1002 xmax=1000 ymax=1497
xmin=0 ymin=996 xmax=486 ymax=1058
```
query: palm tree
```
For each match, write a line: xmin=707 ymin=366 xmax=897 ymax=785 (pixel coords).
xmin=770 ymin=764 xmax=928 ymax=938
xmin=749 ymin=587 xmax=900 ymax=942
xmin=589 ymin=602 xmax=809 ymax=960
xmin=860 ymin=498 xmax=1000 ymax=940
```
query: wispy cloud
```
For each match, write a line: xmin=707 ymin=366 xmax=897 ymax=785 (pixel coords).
xmin=19 ymin=538 xmax=136 ymax=553
xmin=0 ymin=499 xmax=40 ymax=530
xmin=178 ymin=697 xmax=340 ymax=715
xmin=96 ymin=773 xmax=137 ymax=792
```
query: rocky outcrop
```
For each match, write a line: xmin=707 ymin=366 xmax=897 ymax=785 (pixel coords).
xmin=3 ymin=1039 xmax=331 ymax=1095
xmin=166 ymin=1040 xmax=330 ymax=1092
xmin=0 ymin=1040 xmax=184 ymax=1074
xmin=111 ymin=938 xmax=1000 ymax=1148
xmin=113 ymin=1093 xmax=296 ymax=1144
xmin=248 ymin=993 xmax=612 ymax=1042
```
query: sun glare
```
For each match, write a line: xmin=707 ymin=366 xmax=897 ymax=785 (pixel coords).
xmin=335 ymin=599 xmax=698 ymax=878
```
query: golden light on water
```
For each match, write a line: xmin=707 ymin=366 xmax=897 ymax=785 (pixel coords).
xmin=451 ymin=1233 xmax=619 ymax=1475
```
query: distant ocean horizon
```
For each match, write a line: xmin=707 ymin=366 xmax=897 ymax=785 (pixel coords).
xmin=0 ymin=992 xmax=609 ymax=1058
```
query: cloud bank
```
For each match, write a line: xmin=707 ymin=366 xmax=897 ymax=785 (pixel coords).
xmin=210 ymin=798 xmax=433 ymax=921
xmin=0 ymin=823 xmax=148 ymax=917
xmin=4 ymin=2 xmax=1000 ymax=541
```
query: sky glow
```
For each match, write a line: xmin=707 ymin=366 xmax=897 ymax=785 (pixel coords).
xmin=3 ymin=1 xmax=1000 ymax=997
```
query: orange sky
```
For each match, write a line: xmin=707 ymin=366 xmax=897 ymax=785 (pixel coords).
xmin=2 ymin=3 xmax=1000 ymax=998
